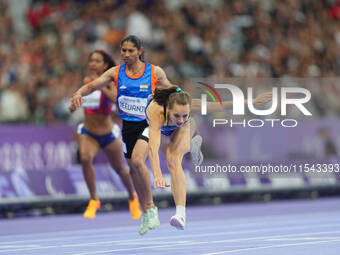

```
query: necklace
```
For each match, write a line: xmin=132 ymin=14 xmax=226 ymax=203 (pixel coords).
xmin=127 ymin=63 xmax=144 ymax=76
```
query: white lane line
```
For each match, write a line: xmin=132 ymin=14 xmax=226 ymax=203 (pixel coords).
xmin=1 ymin=223 xmax=340 ymax=253
xmin=1 ymin=209 xmax=340 ymax=240
xmin=201 ymin=239 xmax=340 ymax=255
xmin=2 ymin=214 xmax=340 ymax=245
xmin=67 ymin=233 xmax=340 ymax=255
xmin=0 ymin=245 xmax=41 ymax=249
xmin=7 ymin=230 xmax=338 ymax=255
xmin=265 ymin=236 xmax=340 ymax=242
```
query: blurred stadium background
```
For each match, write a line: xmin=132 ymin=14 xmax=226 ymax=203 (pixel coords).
xmin=1 ymin=0 xmax=340 ymax=218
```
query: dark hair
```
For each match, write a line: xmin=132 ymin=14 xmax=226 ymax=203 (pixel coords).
xmin=153 ymin=86 xmax=191 ymax=109
xmin=120 ymin=35 xmax=145 ymax=62
xmin=90 ymin=50 xmax=115 ymax=71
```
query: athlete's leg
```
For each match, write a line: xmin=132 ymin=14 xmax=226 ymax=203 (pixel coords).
xmin=103 ymin=138 xmax=135 ymax=200
xmin=166 ymin=123 xmax=191 ymax=229
xmin=78 ymin=134 xmax=100 ymax=200
xmin=189 ymin=118 xmax=203 ymax=166
xmin=127 ymin=156 xmax=151 ymax=235
xmin=103 ymin=138 xmax=141 ymax=220
xmin=127 ymin=160 xmax=146 ymax=214
xmin=127 ymin=138 xmax=154 ymax=212
xmin=127 ymin=137 xmax=159 ymax=234
xmin=166 ymin=125 xmax=190 ymax=207
xmin=190 ymin=117 xmax=198 ymax=137
xmin=78 ymin=133 xmax=101 ymax=219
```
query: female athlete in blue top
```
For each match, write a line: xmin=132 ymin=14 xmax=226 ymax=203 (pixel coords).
xmin=76 ymin=50 xmax=140 ymax=220
xmin=146 ymin=85 xmax=272 ymax=230
xmin=70 ymin=35 xmax=172 ymax=235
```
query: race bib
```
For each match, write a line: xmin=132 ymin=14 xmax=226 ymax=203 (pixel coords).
xmin=118 ymin=95 xmax=147 ymax=118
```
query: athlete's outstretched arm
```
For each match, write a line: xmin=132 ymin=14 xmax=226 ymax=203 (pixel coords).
xmin=82 ymin=77 xmax=116 ymax=103
xmin=154 ymin=66 xmax=172 ymax=88
xmin=70 ymin=67 xmax=115 ymax=112
xmin=101 ymin=81 xmax=117 ymax=103
xmin=147 ymin=104 xmax=170 ymax=188
xmin=190 ymin=91 xmax=272 ymax=114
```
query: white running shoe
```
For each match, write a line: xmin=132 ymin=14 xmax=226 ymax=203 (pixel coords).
xmin=191 ymin=135 xmax=203 ymax=166
xmin=170 ymin=215 xmax=186 ymax=230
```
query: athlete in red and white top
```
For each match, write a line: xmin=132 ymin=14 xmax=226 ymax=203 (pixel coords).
xmin=76 ymin=50 xmax=141 ymax=220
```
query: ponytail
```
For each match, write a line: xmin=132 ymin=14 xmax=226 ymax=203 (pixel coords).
xmin=153 ymin=86 xmax=191 ymax=109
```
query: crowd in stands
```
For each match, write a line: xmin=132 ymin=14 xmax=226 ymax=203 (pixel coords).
xmin=1 ymin=0 xmax=340 ymax=123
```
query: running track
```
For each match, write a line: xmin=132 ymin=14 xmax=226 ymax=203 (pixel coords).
xmin=1 ymin=198 xmax=340 ymax=254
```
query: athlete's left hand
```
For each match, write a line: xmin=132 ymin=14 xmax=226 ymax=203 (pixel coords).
xmin=253 ymin=92 xmax=272 ymax=105
xmin=153 ymin=175 xmax=170 ymax=188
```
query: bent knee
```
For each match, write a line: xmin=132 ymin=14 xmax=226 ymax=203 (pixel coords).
xmin=166 ymin=152 xmax=182 ymax=171
xmin=79 ymin=153 xmax=94 ymax=165
xmin=130 ymin=154 xmax=146 ymax=170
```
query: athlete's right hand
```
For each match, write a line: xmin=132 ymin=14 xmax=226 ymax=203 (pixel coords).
xmin=69 ymin=92 xmax=83 ymax=112
xmin=153 ymin=175 xmax=170 ymax=188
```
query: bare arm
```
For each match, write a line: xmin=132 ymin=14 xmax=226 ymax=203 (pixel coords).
xmin=154 ymin=66 xmax=172 ymax=88
xmin=190 ymin=91 xmax=272 ymax=114
xmin=147 ymin=103 xmax=170 ymax=188
xmin=70 ymin=67 xmax=115 ymax=112
xmin=82 ymin=77 xmax=116 ymax=102
xmin=101 ymin=81 xmax=117 ymax=103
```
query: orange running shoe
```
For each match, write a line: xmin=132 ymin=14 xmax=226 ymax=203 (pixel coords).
xmin=83 ymin=199 xmax=101 ymax=219
xmin=128 ymin=193 xmax=141 ymax=220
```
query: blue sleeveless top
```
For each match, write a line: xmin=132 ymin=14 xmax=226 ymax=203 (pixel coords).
xmin=116 ymin=63 xmax=153 ymax=122
xmin=145 ymin=96 xmax=189 ymax=137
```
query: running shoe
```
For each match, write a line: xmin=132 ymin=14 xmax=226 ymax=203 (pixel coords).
xmin=170 ymin=214 xmax=186 ymax=230
xmin=139 ymin=213 xmax=149 ymax=235
xmin=83 ymin=199 xmax=101 ymax=219
xmin=147 ymin=206 xmax=160 ymax=229
xmin=191 ymin=135 xmax=203 ymax=166
xmin=128 ymin=192 xmax=142 ymax=220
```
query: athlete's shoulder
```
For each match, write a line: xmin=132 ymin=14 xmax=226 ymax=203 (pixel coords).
xmin=152 ymin=64 xmax=161 ymax=71
xmin=147 ymin=101 xmax=165 ymax=127
xmin=147 ymin=100 xmax=163 ymax=116
xmin=153 ymin=65 xmax=166 ymax=77
xmin=113 ymin=65 xmax=122 ymax=71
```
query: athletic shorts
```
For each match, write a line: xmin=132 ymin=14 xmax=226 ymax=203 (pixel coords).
xmin=77 ymin=123 xmax=121 ymax=148
xmin=122 ymin=120 xmax=149 ymax=159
